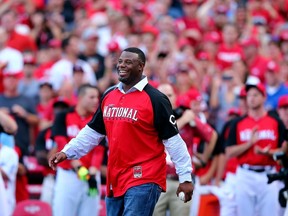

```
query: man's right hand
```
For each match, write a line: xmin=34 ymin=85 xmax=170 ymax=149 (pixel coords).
xmin=48 ymin=152 xmax=67 ymax=170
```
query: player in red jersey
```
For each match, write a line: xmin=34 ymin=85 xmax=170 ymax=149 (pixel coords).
xmin=50 ymin=84 xmax=105 ymax=216
xmin=49 ymin=47 xmax=194 ymax=216
xmin=226 ymin=83 xmax=287 ymax=216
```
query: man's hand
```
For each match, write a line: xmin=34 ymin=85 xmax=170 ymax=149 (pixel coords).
xmin=176 ymin=181 xmax=194 ymax=203
xmin=48 ymin=152 xmax=67 ymax=170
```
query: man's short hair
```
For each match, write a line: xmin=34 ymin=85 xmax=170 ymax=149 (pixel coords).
xmin=123 ymin=47 xmax=146 ymax=65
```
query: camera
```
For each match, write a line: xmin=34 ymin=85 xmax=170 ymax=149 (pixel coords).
xmin=267 ymin=151 xmax=288 ymax=207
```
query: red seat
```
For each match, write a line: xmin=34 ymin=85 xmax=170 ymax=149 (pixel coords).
xmin=12 ymin=200 xmax=52 ymax=216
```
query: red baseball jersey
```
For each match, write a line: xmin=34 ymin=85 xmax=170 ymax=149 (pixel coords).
xmin=52 ymin=107 xmax=105 ymax=170
xmin=88 ymin=84 xmax=179 ymax=197
xmin=227 ymin=113 xmax=286 ymax=166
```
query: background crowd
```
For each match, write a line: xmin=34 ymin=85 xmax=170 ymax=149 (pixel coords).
xmin=1 ymin=0 xmax=288 ymax=215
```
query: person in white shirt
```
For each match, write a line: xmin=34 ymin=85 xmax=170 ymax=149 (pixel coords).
xmin=49 ymin=35 xmax=97 ymax=91
xmin=0 ymin=27 xmax=23 ymax=75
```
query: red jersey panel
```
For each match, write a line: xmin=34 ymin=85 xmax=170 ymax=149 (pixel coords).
xmin=227 ymin=113 xmax=286 ymax=166
xmin=88 ymin=84 xmax=179 ymax=197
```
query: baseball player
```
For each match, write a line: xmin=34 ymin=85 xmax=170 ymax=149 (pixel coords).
xmin=226 ymin=83 xmax=287 ymax=216
xmin=48 ymin=47 xmax=194 ymax=216
xmin=51 ymin=84 xmax=105 ymax=216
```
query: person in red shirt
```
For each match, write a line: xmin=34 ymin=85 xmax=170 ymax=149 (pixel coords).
xmin=49 ymin=47 xmax=194 ymax=216
xmin=226 ymin=83 xmax=287 ymax=216
xmin=241 ymin=37 xmax=270 ymax=83
xmin=1 ymin=10 xmax=37 ymax=53
xmin=216 ymin=23 xmax=244 ymax=70
xmin=50 ymin=84 xmax=104 ymax=216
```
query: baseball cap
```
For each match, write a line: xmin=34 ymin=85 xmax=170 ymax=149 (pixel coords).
xmin=23 ymin=55 xmax=36 ymax=65
xmin=278 ymin=95 xmax=288 ymax=108
xmin=228 ymin=107 xmax=242 ymax=116
xmin=197 ymin=51 xmax=210 ymax=61
xmin=39 ymin=81 xmax=53 ymax=89
xmin=3 ymin=71 xmax=23 ymax=79
xmin=73 ymin=64 xmax=84 ymax=73
xmin=81 ymin=28 xmax=99 ymax=41
xmin=203 ymin=31 xmax=221 ymax=43
xmin=107 ymin=40 xmax=120 ymax=52
xmin=182 ymin=0 xmax=199 ymax=4
xmin=266 ymin=60 xmax=280 ymax=73
xmin=238 ymin=86 xmax=247 ymax=98
xmin=52 ymin=96 xmax=71 ymax=108
xmin=245 ymin=83 xmax=266 ymax=96
xmin=187 ymin=89 xmax=202 ymax=102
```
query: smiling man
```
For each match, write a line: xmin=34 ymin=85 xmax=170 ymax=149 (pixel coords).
xmin=48 ymin=47 xmax=194 ymax=216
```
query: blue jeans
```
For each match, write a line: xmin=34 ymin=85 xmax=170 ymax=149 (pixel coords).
xmin=106 ymin=183 xmax=162 ymax=216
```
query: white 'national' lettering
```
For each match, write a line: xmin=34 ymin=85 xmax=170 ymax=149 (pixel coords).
xmin=239 ymin=129 xmax=276 ymax=142
xmin=103 ymin=106 xmax=138 ymax=121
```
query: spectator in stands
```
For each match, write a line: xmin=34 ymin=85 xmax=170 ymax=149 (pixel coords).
xmin=216 ymin=23 xmax=244 ymax=70
xmin=0 ymin=10 xmax=37 ymax=53
xmin=37 ymin=82 xmax=56 ymax=130
xmin=0 ymin=27 xmax=24 ymax=93
xmin=264 ymin=60 xmax=288 ymax=111
xmin=79 ymin=27 xmax=105 ymax=81
xmin=18 ymin=54 xmax=40 ymax=104
xmin=210 ymin=68 xmax=242 ymax=132
xmin=49 ymin=35 xmax=97 ymax=91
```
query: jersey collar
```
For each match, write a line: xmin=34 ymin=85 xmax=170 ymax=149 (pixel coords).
xmin=117 ymin=76 xmax=148 ymax=94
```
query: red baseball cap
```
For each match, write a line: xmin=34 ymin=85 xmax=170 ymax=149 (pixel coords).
xmin=245 ymin=83 xmax=266 ymax=96
xmin=52 ymin=96 xmax=71 ymax=108
xmin=197 ymin=51 xmax=210 ymax=61
xmin=48 ymin=39 xmax=62 ymax=48
xmin=204 ymin=31 xmax=221 ymax=43
xmin=238 ymin=86 xmax=247 ymax=98
xmin=187 ymin=89 xmax=202 ymax=102
xmin=228 ymin=107 xmax=242 ymax=116
xmin=182 ymin=0 xmax=199 ymax=4
xmin=278 ymin=95 xmax=288 ymax=108
xmin=266 ymin=60 xmax=280 ymax=73
xmin=3 ymin=71 xmax=23 ymax=79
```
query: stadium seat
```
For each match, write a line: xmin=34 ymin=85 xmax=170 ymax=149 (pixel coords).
xmin=198 ymin=194 xmax=220 ymax=216
xmin=12 ymin=200 xmax=52 ymax=216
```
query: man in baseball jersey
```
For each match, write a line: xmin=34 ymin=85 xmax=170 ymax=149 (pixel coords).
xmin=51 ymin=84 xmax=105 ymax=216
xmin=49 ymin=47 xmax=194 ymax=216
xmin=226 ymin=83 xmax=287 ymax=216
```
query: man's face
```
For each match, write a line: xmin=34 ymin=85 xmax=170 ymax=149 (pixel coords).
xmin=80 ymin=88 xmax=99 ymax=114
xmin=116 ymin=51 xmax=143 ymax=86
xmin=3 ymin=76 xmax=18 ymax=92
xmin=246 ymin=88 xmax=265 ymax=110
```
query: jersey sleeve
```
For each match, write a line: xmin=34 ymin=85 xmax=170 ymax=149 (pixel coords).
xmin=153 ymin=93 xmax=179 ymax=140
xmin=51 ymin=111 xmax=67 ymax=138
xmin=35 ymin=128 xmax=48 ymax=151
xmin=226 ymin=118 xmax=239 ymax=147
xmin=274 ymin=116 xmax=286 ymax=147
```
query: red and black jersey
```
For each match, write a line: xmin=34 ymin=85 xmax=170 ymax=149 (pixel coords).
xmin=52 ymin=107 xmax=105 ymax=170
xmin=88 ymin=84 xmax=179 ymax=197
xmin=227 ymin=113 xmax=286 ymax=166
